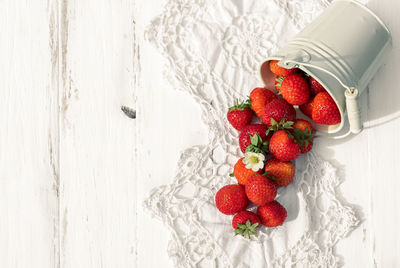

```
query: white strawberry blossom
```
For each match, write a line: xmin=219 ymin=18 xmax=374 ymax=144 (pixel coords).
xmin=243 ymin=152 xmax=265 ymax=172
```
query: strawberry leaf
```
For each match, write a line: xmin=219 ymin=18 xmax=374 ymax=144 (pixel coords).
xmin=246 ymin=134 xmax=269 ymax=155
xmin=267 ymin=118 xmax=293 ymax=136
xmin=275 ymin=76 xmax=285 ymax=90
xmin=263 ymin=171 xmax=277 ymax=181
xmin=234 ymin=220 xmax=259 ymax=238
xmin=283 ymin=120 xmax=294 ymax=128
xmin=292 ymin=127 xmax=314 ymax=146
xmin=250 ymin=134 xmax=262 ymax=147
xmin=228 ymin=99 xmax=251 ymax=112
xmin=270 ymin=117 xmax=278 ymax=126
xmin=262 ymin=140 xmax=269 ymax=153
xmin=245 ymin=145 xmax=266 ymax=155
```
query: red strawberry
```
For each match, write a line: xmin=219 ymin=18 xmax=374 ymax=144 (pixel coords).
xmin=269 ymin=130 xmax=300 ymax=161
xmin=227 ymin=100 xmax=253 ymax=131
xmin=293 ymin=119 xmax=314 ymax=133
xmin=245 ymin=174 xmax=277 ymax=206
xmin=299 ymin=97 xmax=314 ymax=118
xmin=249 ymin=88 xmax=277 ymax=118
xmin=312 ymin=92 xmax=341 ymax=125
xmin=269 ymin=60 xmax=299 ymax=77
xmin=309 ymin=76 xmax=326 ymax=95
xmin=264 ymin=158 xmax=295 ymax=187
xmin=232 ymin=211 xmax=261 ymax=238
xmin=292 ymin=119 xmax=315 ymax=154
xmin=233 ymin=158 xmax=262 ymax=185
xmin=239 ymin=124 xmax=269 ymax=153
xmin=262 ymin=99 xmax=296 ymax=126
xmin=215 ymin=184 xmax=248 ymax=215
xmin=280 ymin=73 xmax=310 ymax=105
xmin=257 ymin=200 xmax=287 ymax=227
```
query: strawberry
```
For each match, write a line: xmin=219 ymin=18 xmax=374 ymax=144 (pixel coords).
xmin=309 ymin=76 xmax=326 ymax=96
xmin=264 ymin=158 xmax=295 ymax=187
xmin=262 ymin=99 xmax=296 ymax=126
xmin=249 ymin=88 xmax=277 ymax=118
xmin=239 ymin=124 xmax=269 ymax=153
xmin=299 ymin=97 xmax=314 ymax=118
xmin=280 ymin=73 xmax=310 ymax=105
xmin=215 ymin=184 xmax=248 ymax=215
xmin=233 ymin=158 xmax=262 ymax=185
xmin=269 ymin=60 xmax=299 ymax=77
xmin=269 ymin=130 xmax=300 ymax=161
xmin=292 ymin=119 xmax=315 ymax=154
xmin=227 ymin=100 xmax=253 ymax=131
xmin=232 ymin=211 xmax=261 ymax=238
xmin=245 ymin=174 xmax=277 ymax=206
xmin=292 ymin=119 xmax=314 ymax=133
xmin=312 ymin=92 xmax=341 ymax=125
xmin=257 ymin=200 xmax=287 ymax=227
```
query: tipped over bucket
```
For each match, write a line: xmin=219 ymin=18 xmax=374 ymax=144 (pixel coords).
xmin=260 ymin=0 xmax=392 ymax=135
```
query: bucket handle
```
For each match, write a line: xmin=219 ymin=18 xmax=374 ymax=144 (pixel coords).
xmin=280 ymin=56 xmax=363 ymax=134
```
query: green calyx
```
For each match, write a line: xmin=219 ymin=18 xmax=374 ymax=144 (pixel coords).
xmin=229 ymin=99 xmax=251 ymax=112
xmin=275 ymin=76 xmax=285 ymax=91
xmin=245 ymin=134 xmax=269 ymax=154
xmin=263 ymin=171 xmax=277 ymax=182
xmin=234 ymin=220 xmax=259 ymax=238
xmin=266 ymin=118 xmax=294 ymax=137
xmin=292 ymin=127 xmax=315 ymax=147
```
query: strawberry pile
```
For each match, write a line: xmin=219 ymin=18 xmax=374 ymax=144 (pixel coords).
xmin=216 ymin=60 xmax=341 ymax=238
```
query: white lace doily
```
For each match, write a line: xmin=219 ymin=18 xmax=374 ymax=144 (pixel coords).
xmin=143 ymin=0 xmax=360 ymax=267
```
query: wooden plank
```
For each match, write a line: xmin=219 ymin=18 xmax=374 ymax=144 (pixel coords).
xmin=132 ymin=0 xmax=210 ymax=266
xmin=58 ymin=0 xmax=137 ymax=267
xmin=363 ymin=1 xmax=400 ymax=267
xmin=0 ymin=0 xmax=60 ymax=267
xmin=135 ymin=56 xmax=208 ymax=267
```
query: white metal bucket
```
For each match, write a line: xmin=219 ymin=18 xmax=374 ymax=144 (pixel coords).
xmin=260 ymin=0 xmax=392 ymax=135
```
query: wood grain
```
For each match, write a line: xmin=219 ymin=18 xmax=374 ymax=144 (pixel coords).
xmin=0 ymin=1 xmax=60 ymax=267
xmin=364 ymin=0 xmax=400 ymax=267
xmin=58 ymin=0 xmax=137 ymax=267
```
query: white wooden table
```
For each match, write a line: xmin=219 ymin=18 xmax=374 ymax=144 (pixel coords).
xmin=1 ymin=0 xmax=399 ymax=267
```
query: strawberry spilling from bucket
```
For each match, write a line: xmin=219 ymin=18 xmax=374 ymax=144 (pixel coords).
xmin=262 ymin=98 xmax=296 ymax=126
xmin=218 ymin=60 xmax=344 ymax=238
xmin=279 ymin=73 xmax=310 ymax=105
xmin=309 ymin=76 xmax=326 ymax=96
xmin=217 ymin=0 xmax=392 ymax=236
xmin=232 ymin=211 xmax=261 ymax=238
xmin=249 ymin=87 xmax=277 ymax=118
xmin=269 ymin=60 xmax=299 ymax=77
xmin=227 ymin=100 xmax=253 ymax=131
xmin=299 ymin=97 xmax=315 ymax=119
xmin=238 ymin=124 xmax=269 ymax=153
xmin=312 ymin=92 xmax=341 ymax=125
